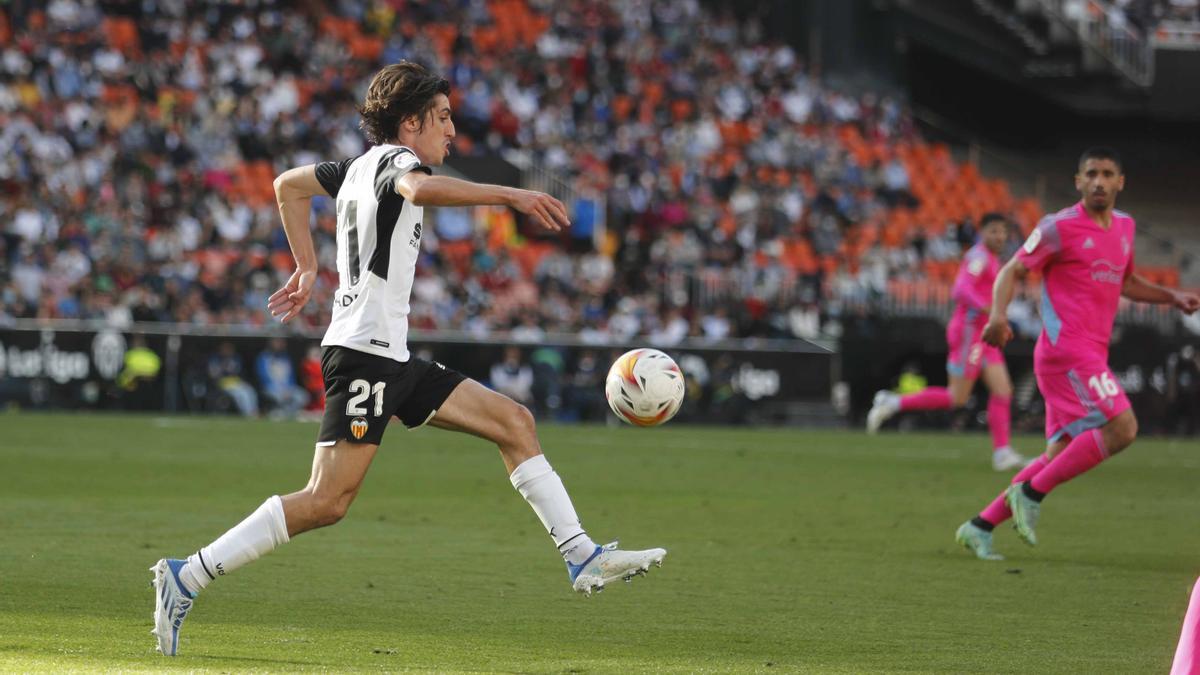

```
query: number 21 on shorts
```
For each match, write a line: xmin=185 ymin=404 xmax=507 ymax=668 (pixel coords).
xmin=1087 ymin=371 xmax=1120 ymax=401
xmin=346 ymin=379 xmax=386 ymax=416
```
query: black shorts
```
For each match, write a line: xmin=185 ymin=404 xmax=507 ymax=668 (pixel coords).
xmin=317 ymin=346 xmax=467 ymax=446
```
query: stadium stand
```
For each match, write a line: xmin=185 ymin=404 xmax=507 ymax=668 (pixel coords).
xmin=0 ymin=0 xmax=1188 ymax=341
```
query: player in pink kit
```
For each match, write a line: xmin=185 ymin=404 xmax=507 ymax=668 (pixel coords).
xmin=867 ymin=214 xmax=1031 ymax=471
xmin=956 ymin=148 xmax=1200 ymax=560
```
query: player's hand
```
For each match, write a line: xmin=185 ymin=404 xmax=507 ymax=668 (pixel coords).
xmin=507 ymin=188 xmax=570 ymax=232
xmin=267 ymin=268 xmax=317 ymax=323
xmin=1173 ymin=290 xmax=1200 ymax=315
xmin=981 ymin=316 xmax=1013 ymax=348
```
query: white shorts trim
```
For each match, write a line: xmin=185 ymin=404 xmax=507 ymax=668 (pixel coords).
xmin=407 ymin=408 xmax=438 ymax=431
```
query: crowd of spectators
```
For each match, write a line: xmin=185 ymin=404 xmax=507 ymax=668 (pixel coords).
xmin=1104 ymin=0 xmax=1200 ymax=35
xmin=0 ymin=0 xmax=1110 ymax=344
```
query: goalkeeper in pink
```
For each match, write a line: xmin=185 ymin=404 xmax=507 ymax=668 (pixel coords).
xmin=867 ymin=214 xmax=1030 ymax=471
xmin=956 ymin=147 xmax=1200 ymax=560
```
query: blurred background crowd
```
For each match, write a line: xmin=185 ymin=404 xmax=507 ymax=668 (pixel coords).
xmin=3 ymin=0 xmax=1200 ymax=427
xmin=9 ymin=0 xmax=1177 ymax=344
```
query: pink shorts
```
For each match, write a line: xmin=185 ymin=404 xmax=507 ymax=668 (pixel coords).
xmin=946 ymin=317 xmax=1004 ymax=380
xmin=1036 ymin=362 xmax=1131 ymax=442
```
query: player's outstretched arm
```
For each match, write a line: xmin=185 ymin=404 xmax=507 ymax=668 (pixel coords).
xmin=268 ymin=165 xmax=326 ymax=323
xmin=982 ymin=257 xmax=1028 ymax=348
xmin=396 ymin=172 xmax=570 ymax=232
xmin=1122 ymin=273 xmax=1200 ymax=314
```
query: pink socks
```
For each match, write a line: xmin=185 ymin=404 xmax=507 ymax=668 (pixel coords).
xmin=979 ymin=454 xmax=1049 ymax=526
xmin=899 ymin=387 xmax=953 ymax=412
xmin=1030 ymin=429 xmax=1107 ymax=495
xmin=1172 ymin=576 xmax=1200 ymax=675
xmin=987 ymin=394 xmax=1011 ymax=451
xmin=977 ymin=429 xmax=1109 ymax=526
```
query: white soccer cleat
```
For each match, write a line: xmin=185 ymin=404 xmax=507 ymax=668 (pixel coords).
xmin=567 ymin=541 xmax=666 ymax=596
xmin=991 ymin=446 xmax=1032 ymax=472
xmin=866 ymin=390 xmax=899 ymax=434
xmin=150 ymin=558 xmax=194 ymax=656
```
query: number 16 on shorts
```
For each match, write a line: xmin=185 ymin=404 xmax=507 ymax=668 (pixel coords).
xmin=1086 ymin=371 xmax=1119 ymax=401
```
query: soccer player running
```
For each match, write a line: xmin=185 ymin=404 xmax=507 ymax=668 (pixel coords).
xmin=955 ymin=147 xmax=1200 ymax=560
xmin=149 ymin=62 xmax=666 ymax=656
xmin=867 ymin=213 xmax=1031 ymax=471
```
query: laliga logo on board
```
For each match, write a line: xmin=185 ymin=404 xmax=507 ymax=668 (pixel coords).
xmin=350 ymin=417 xmax=369 ymax=440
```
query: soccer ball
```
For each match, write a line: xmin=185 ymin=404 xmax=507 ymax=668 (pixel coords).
xmin=605 ymin=348 xmax=685 ymax=426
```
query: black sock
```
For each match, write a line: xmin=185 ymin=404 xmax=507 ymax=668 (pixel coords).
xmin=970 ymin=516 xmax=995 ymax=532
xmin=1021 ymin=481 xmax=1046 ymax=503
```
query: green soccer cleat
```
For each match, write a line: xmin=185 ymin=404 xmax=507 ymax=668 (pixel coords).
xmin=1005 ymin=484 xmax=1040 ymax=547
xmin=955 ymin=520 xmax=1004 ymax=561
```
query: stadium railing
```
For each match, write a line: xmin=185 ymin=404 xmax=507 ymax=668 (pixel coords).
xmin=1035 ymin=0 xmax=1155 ymax=86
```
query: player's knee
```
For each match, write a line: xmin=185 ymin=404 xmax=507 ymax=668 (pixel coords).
xmin=1109 ymin=414 xmax=1138 ymax=452
xmin=316 ymin=499 xmax=350 ymax=527
xmin=504 ymin=402 xmax=537 ymax=443
xmin=307 ymin=491 xmax=353 ymax=528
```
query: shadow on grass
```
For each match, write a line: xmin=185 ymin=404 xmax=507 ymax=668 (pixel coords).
xmin=190 ymin=654 xmax=333 ymax=667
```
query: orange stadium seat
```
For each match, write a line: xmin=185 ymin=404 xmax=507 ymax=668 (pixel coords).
xmin=471 ymin=26 xmax=500 ymax=54
xmin=511 ymin=242 xmax=554 ymax=277
xmin=318 ymin=15 xmax=356 ymax=43
xmin=611 ymin=94 xmax=633 ymax=123
xmin=440 ymin=240 xmax=475 ymax=277
xmin=783 ymin=240 xmax=818 ymax=275
xmin=0 ymin=11 xmax=10 ymax=45
xmin=102 ymin=17 xmax=141 ymax=56
xmin=425 ymin=23 xmax=458 ymax=61
xmin=350 ymin=34 xmax=383 ymax=61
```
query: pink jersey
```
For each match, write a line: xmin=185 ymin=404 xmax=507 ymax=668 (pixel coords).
xmin=1017 ymin=202 xmax=1136 ymax=374
xmin=950 ymin=242 xmax=1000 ymax=329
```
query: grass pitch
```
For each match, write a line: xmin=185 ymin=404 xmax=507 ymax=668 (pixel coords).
xmin=1 ymin=413 xmax=1198 ymax=673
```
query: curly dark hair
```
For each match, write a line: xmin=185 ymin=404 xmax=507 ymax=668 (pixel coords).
xmin=357 ymin=61 xmax=451 ymax=145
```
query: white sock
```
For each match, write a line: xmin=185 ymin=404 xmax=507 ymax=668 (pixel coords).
xmin=178 ymin=495 xmax=290 ymax=596
xmin=509 ymin=455 xmax=597 ymax=565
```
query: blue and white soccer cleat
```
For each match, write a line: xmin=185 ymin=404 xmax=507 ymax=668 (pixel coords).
xmin=567 ymin=541 xmax=667 ymax=596
xmin=150 ymin=558 xmax=194 ymax=656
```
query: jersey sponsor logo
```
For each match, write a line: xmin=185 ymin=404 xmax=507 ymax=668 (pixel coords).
xmin=370 ymin=339 xmax=390 ymax=348
xmin=967 ymin=256 xmax=986 ymax=276
xmin=1023 ymin=228 xmax=1042 ymax=254
xmin=409 ymin=221 xmax=422 ymax=249
xmin=1083 ymin=237 xmax=1095 ymax=249
xmin=1090 ymin=259 xmax=1124 ymax=285
xmin=337 ymin=292 xmax=358 ymax=307
xmin=350 ymin=416 xmax=370 ymax=440
xmin=1121 ymin=236 xmax=1130 ymax=256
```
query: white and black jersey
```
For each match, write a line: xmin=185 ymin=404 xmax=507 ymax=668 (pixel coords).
xmin=314 ymin=144 xmax=431 ymax=363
